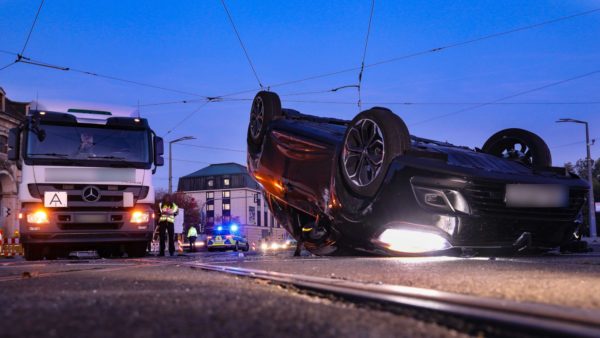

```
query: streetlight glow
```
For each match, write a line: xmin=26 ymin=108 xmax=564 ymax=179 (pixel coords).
xmin=169 ymin=136 xmax=196 ymax=194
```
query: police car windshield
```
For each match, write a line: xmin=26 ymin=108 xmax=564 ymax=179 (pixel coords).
xmin=27 ymin=123 xmax=150 ymax=164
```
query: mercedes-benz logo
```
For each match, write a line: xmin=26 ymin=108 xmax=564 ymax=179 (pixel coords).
xmin=82 ymin=186 xmax=101 ymax=202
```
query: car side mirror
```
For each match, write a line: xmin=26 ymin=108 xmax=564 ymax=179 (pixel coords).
xmin=154 ymin=136 xmax=164 ymax=166
xmin=7 ymin=128 xmax=20 ymax=162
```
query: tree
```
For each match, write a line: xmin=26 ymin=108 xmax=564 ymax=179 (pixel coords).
xmin=155 ymin=189 xmax=201 ymax=229
xmin=565 ymin=158 xmax=600 ymax=201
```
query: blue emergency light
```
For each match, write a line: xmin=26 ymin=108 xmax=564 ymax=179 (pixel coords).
xmin=230 ymin=224 xmax=239 ymax=232
xmin=217 ymin=225 xmax=223 ymax=231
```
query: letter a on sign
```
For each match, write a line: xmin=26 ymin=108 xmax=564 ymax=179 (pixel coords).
xmin=44 ymin=191 xmax=68 ymax=208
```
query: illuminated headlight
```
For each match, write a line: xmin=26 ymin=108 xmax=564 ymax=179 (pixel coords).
xmin=27 ymin=210 xmax=49 ymax=224
xmin=412 ymin=186 xmax=470 ymax=214
xmin=271 ymin=243 xmax=280 ymax=250
xmin=260 ymin=243 xmax=268 ymax=251
xmin=378 ymin=229 xmax=451 ymax=253
xmin=130 ymin=211 xmax=150 ymax=224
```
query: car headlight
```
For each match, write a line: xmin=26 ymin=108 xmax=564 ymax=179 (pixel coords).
xmin=260 ymin=243 xmax=268 ymax=251
xmin=412 ymin=186 xmax=470 ymax=214
xmin=130 ymin=211 xmax=150 ymax=223
xmin=27 ymin=210 xmax=49 ymax=224
xmin=378 ymin=228 xmax=451 ymax=253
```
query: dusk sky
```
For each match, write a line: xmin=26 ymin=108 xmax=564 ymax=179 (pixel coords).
xmin=1 ymin=0 xmax=599 ymax=190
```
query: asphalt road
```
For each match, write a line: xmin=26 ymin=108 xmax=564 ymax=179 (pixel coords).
xmin=1 ymin=248 xmax=599 ymax=338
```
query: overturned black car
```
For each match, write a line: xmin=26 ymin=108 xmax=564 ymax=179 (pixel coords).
xmin=246 ymin=91 xmax=588 ymax=256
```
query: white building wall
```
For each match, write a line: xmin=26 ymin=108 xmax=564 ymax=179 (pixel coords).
xmin=183 ymin=187 xmax=288 ymax=247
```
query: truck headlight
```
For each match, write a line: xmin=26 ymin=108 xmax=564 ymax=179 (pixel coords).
xmin=130 ymin=211 xmax=150 ymax=223
xmin=27 ymin=210 xmax=49 ymax=224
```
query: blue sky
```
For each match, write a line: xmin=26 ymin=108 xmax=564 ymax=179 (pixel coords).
xmin=1 ymin=0 xmax=599 ymax=190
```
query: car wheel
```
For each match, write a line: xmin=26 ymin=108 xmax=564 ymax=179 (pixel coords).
xmin=248 ymin=91 xmax=282 ymax=146
xmin=24 ymin=244 xmax=43 ymax=261
xmin=340 ymin=107 xmax=410 ymax=197
xmin=482 ymin=128 xmax=551 ymax=168
xmin=244 ymin=243 xmax=250 ymax=252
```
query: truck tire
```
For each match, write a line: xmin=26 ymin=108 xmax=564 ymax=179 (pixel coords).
xmin=126 ymin=242 xmax=148 ymax=258
xmin=24 ymin=244 xmax=44 ymax=261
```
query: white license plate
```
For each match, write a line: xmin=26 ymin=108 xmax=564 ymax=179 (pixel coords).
xmin=505 ymin=184 xmax=569 ymax=208
xmin=44 ymin=191 xmax=68 ymax=208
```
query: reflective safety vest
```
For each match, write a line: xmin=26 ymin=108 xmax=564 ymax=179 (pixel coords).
xmin=159 ymin=202 xmax=179 ymax=223
xmin=187 ymin=226 xmax=198 ymax=238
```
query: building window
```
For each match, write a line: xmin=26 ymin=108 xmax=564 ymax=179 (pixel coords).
xmin=223 ymin=215 xmax=231 ymax=223
xmin=222 ymin=190 xmax=230 ymax=198
xmin=207 ymin=204 xmax=214 ymax=211
xmin=223 ymin=178 xmax=230 ymax=186
xmin=206 ymin=191 xmax=214 ymax=200
xmin=207 ymin=179 xmax=214 ymax=187
xmin=0 ymin=135 xmax=7 ymax=154
xmin=223 ymin=203 xmax=231 ymax=210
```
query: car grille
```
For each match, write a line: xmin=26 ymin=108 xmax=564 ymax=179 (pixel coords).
xmin=464 ymin=180 xmax=585 ymax=221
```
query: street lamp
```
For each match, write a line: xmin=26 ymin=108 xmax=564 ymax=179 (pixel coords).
xmin=557 ymin=118 xmax=597 ymax=241
xmin=169 ymin=136 xmax=196 ymax=194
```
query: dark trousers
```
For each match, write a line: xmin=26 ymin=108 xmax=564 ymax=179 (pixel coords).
xmin=188 ymin=236 xmax=197 ymax=252
xmin=159 ymin=221 xmax=175 ymax=255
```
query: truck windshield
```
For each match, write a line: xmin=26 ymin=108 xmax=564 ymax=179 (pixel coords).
xmin=26 ymin=123 xmax=150 ymax=164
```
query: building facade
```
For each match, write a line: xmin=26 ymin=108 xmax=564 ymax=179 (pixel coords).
xmin=178 ymin=162 xmax=288 ymax=246
xmin=0 ymin=87 xmax=29 ymax=237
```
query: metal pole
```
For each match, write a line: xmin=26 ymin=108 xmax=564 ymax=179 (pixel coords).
xmin=585 ymin=122 xmax=597 ymax=240
xmin=168 ymin=141 xmax=173 ymax=194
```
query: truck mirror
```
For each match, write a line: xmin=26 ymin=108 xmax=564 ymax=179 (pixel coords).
xmin=7 ymin=128 xmax=20 ymax=161
xmin=154 ymin=136 xmax=164 ymax=166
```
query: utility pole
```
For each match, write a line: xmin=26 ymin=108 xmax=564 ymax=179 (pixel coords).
xmin=557 ymin=118 xmax=597 ymax=241
xmin=168 ymin=136 xmax=196 ymax=194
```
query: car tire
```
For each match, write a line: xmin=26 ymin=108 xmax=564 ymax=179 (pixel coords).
xmin=24 ymin=244 xmax=43 ymax=261
xmin=340 ymin=107 xmax=411 ymax=197
xmin=482 ymin=128 xmax=551 ymax=168
xmin=244 ymin=243 xmax=250 ymax=252
xmin=248 ymin=91 xmax=282 ymax=146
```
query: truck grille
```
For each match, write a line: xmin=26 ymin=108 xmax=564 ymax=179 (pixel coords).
xmin=29 ymin=184 xmax=149 ymax=208
xmin=464 ymin=181 xmax=585 ymax=221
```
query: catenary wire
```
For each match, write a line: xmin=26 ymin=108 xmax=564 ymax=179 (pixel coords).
xmin=19 ymin=0 xmax=46 ymax=57
xmin=357 ymin=0 xmax=375 ymax=110
xmin=220 ymin=0 xmax=264 ymax=89
xmin=412 ymin=69 xmax=600 ymax=126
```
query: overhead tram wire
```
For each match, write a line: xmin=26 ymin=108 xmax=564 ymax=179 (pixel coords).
xmin=136 ymin=7 xmax=600 ymax=107
xmin=18 ymin=0 xmax=46 ymax=59
xmin=220 ymin=0 xmax=264 ymax=89
xmin=412 ymin=69 xmax=600 ymax=126
xmin=163 ymin=101 xmax=211 ymax=136
xmin=357 ymin=0 xmax=376 ymax=111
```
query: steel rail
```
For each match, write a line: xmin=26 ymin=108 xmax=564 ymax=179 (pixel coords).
xmin=193 ymin=263 xmax=600 ymax=337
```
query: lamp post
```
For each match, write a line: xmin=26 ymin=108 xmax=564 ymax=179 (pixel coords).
xmin=168 ymin=136 xmax=196 ymax=194
xmin=557 ymin=118 xmax=597 ymax=241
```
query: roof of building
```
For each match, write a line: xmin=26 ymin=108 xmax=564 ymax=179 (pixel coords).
xmin=182 ymin=162 xmax=249 ymax=178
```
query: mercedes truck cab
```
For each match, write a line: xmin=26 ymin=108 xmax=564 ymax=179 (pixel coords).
xmin=8 ymin=108 xmax=164 ymax=260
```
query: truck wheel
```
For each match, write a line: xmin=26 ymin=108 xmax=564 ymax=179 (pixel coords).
xmin=24 ymin=244 xmax=43 ymax=261
xmin=248 ymin=91 xmax=282 ymax=146
xmin=125 ymin=243 xmax=147 ymax=258
xmin=482 ymin=128 xmax=551 ymax=168
xmin=340 ymin=108 xmax=410 ymax=197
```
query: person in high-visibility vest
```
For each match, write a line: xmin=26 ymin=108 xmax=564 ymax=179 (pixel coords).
xmin=187 ymin=225 xmax=198 ymax=252
xmin=158 ymin=194 xmax=179 ymax=256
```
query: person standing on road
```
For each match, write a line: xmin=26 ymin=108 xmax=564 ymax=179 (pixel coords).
xmin=158 ymin=194 xmax=179 ymax=256
xmin=187 ymin=225 xmax=198 ymax=252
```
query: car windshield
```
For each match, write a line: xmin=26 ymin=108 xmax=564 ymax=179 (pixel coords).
xmin=27 ymin=123 xmax=150 ymax=164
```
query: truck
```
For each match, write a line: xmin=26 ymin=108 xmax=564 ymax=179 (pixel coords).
xmin=8 ymin=108 xmax=164 ymax=260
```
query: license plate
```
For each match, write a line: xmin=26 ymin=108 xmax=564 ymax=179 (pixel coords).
xmin=44 ymin=191 xmax=68 ymax=207
xmin=505 ymin=184 xmax=569 ymax=208
xmin=74 ymin=214 xmax=106 ymax=223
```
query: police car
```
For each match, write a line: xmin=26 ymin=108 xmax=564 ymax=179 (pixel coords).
xmin=206 ymin=224 xmax=249 ymax=252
